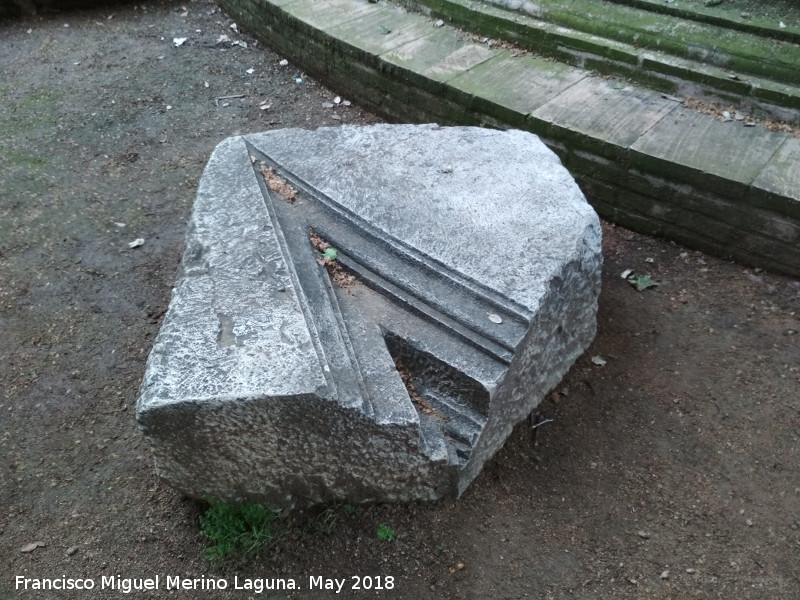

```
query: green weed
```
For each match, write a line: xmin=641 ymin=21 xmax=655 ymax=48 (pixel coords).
xmin=199 ymin=498 xmax=282 ymax=563
xmin=377 ymin=523 xmax=396 ymax=541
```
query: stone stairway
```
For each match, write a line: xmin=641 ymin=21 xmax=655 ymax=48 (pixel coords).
xmin=217 ymin=0 xmax=800 ymax=276
xmin=400 ymin=0 xmax=800 ymax=121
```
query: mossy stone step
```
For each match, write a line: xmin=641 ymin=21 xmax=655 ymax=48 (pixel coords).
xmin=398 ymin=0 xmax=800 ymax=117
xmin=601 ymin=0 xmax=800 ymax=43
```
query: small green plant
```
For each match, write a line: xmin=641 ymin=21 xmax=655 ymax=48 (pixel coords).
xmin=199 ymin=498 xmax=282 ymax=563
xmin=377 ymin=523 xmax=396 ymax=541
xmin=627 ymin=273 xmax=659 ymax=291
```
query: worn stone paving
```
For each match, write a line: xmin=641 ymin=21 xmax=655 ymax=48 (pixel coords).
xmin=218 ymin=0 xmax=799 ymax=277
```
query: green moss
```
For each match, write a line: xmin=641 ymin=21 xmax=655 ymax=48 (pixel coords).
xmin=1 ymin=150 xmax=46 ymax=167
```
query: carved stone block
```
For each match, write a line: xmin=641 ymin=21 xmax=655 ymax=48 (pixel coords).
xmin=136 ymin=124 xmax=601 ymax=507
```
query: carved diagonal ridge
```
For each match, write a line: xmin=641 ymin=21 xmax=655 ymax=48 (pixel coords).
xmin=247 ymin=142 xmax=527 ymax=364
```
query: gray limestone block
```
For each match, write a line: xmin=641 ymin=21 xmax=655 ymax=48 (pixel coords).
xmin=136 ymin=124 xmax=602 ymax=508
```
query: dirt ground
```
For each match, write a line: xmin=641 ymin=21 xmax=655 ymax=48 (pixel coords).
xmin=1 ymin=1 xmax=799 ymax=598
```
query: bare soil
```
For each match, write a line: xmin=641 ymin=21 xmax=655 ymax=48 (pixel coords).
xmin=1 ymin=1 xmax=799 ymax=599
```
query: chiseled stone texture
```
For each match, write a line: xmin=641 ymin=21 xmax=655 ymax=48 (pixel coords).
xmin=136 ymin=124 xmax=602 ymax=508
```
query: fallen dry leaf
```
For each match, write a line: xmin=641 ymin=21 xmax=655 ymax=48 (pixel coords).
xmin=449 ymin=562 xmax=465 ymax=573
xmin=260 ymin=165 xmax=297 ymax=203
xmin=309 ymin=230 xmax=355 ymax=289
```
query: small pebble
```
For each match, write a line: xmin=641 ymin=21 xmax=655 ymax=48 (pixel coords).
xmin=66 ymin=546 xmax=79 ymax=556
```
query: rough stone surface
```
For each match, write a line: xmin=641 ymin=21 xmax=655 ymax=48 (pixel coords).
xmin=136 ymin=124 xmax=602 ymax=508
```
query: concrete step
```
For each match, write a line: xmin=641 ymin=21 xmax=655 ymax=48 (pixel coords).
xmin=217 ymin=0 xmax=800 ymax=276
xmin=395 ymin=0 xmax=800 ymax=121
